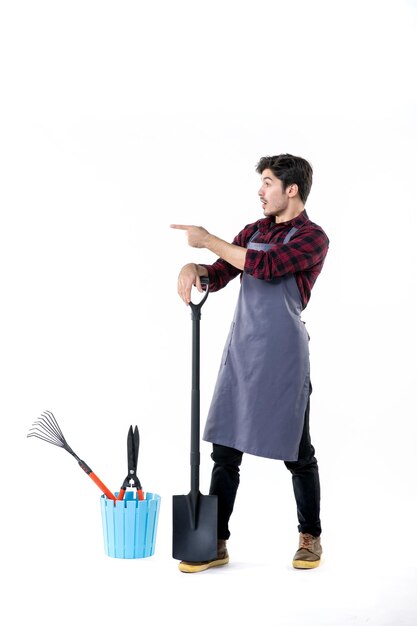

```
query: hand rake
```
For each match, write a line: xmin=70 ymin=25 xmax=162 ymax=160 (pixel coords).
xmin=27 ymin=410 xmax=116 ymax=501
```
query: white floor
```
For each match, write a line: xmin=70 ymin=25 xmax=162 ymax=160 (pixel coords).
xmin=3 ymin=3 xmax=417 ymax=623
xmin=11 ymin=526 xmax=417 ymax=626
xmin=8 ymin=462 xmax=417 ymax=626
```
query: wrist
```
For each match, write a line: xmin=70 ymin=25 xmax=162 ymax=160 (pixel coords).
xmin=205 ymin=232 xmax=219 ymax=252
xmin=184 ymin=262 xmax=205 ymax=277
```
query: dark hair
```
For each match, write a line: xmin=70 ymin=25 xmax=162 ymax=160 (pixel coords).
xmin=255 ymin=154 xmax=313 ymax=204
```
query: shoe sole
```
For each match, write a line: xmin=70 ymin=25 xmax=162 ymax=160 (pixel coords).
xmin=292 ymin=559 xmax=321 ymax=569
xmin=178 ymin=556 xmax=229 ymax=573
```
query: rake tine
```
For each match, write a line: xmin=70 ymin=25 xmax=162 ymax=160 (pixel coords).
xmin=40 ymin=411 xmax=64 ymax=440
xmin=42 ymin=410 xmax=66 ymax=442
xmin=27 ymin=411 xmax=72 ymax=450
xmin=32 ymin=418 xmax=58 ymax=440
xmin=27 ymin=410 xmax=116 ymax=501
xmin=27 ymin=428 xmax=63 ymax=447
xmin=28 ymin=415 xmax=61 ymax=446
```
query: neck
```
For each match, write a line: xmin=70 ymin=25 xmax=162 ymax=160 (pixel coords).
xmin=275 ymin=205 xmax=305 ymax=224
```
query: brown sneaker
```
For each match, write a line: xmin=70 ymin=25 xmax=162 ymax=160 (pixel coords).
xmin=292 ymin=533 xmax=322 ymax=569
xmin=178 ymin=540 xmax=229 ymax=573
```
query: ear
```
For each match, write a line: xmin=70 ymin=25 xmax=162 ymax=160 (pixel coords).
xmin=287 ymin=184 xmax=299 ymax=198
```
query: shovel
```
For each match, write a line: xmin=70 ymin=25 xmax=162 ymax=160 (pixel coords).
xmin=172 ymin=277 xmax=218 ymax=562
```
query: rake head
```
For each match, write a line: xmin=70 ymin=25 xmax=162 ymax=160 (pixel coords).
xmin=27 ymin=411 xmax=116 ymax=501
xmin=27 ymin=410 xmax=73 ymax=453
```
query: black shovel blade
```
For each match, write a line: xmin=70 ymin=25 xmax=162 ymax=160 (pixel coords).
xmin=172 ymin=491 xmax=218 ymax=562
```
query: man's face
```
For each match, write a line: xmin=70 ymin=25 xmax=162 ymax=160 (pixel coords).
xmin=258 ymin=168 xmax=290 ymax=218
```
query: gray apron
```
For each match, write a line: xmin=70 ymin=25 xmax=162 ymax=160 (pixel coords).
xmin=203 ymin=227 xmax=310 ymax=461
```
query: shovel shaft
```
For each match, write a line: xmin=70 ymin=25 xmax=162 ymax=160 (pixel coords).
xmin=188 ymin=278 xmax=208 ymax=502
xmin=190 ymin=317 xmax=201 ymax=496
xmin=173 ymin=277 xmax=218 ymax=563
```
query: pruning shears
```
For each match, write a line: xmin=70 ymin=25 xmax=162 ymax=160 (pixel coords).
xmin=117 ymin=425 xmax=144 ymax=501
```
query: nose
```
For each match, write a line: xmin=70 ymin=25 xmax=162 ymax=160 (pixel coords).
xmin=258 ymin=185 xmax=264 ymax=197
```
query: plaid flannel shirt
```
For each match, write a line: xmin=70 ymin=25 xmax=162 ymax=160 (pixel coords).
xmin=201 ymin=211 xmax=329 ymax=309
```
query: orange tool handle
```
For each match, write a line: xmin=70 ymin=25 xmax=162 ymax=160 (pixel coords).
xmin=117 ymin=488 xmax=144 ymax=501
xmin=89 ymin=472 xmax=116 ymax=501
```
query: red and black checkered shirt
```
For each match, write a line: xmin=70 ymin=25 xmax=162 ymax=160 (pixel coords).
xmin=201 ymin=210 xmax=329 ymax=309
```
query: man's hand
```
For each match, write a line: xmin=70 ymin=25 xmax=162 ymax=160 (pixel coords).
xmin=176 ymin=263 xmax=207 ymax=305
xmin=170 ymin=224 xmax=210 ymax=249
xmin=170 ymin=222 xmax=247 ymax=276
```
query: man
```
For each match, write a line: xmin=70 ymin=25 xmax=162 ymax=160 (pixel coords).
xmin=171 ymin=154 xmax=329 ymax=573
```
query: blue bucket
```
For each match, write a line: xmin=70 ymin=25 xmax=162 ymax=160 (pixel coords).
xmin=100 ymin=492 xmax=161 ymax=559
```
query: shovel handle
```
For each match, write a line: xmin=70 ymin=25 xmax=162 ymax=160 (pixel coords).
xmin=189 ymin=276 xmax=209 ymax=319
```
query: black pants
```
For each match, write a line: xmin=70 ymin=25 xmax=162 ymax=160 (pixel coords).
xmin=208 ymin=391 xmax=322 ymax=540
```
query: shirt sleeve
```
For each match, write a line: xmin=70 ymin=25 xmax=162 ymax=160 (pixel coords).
xmin=200 ymin=223 xmax=257 ymax=291
xmin=244 ymin=225 xmax=329 ymax=281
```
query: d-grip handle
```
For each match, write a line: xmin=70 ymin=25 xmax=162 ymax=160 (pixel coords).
xmin=189 ymin=276 xmax=209 ymax=318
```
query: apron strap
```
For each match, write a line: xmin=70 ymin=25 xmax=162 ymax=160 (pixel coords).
xmin=283 ymin=227 xmax=298 ymax=244
xmin=248 ymin=229 xmax=260 ymax=243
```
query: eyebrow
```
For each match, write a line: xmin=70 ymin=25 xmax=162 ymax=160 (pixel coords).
xmin=262 ymin=176 xmax=273 ymax=182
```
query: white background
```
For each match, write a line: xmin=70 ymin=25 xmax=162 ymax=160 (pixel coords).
xmin=1 ymin=1 xmax=417 ymax=624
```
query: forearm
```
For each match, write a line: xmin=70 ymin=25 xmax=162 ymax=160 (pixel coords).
xmin=205 ymin=234 xmax=247 ymax=271
xmin=170 ymin=222 xmax=247 ymax=281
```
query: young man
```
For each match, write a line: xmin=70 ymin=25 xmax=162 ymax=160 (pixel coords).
xmin=171 ymin=154 xmax=329 ymax=573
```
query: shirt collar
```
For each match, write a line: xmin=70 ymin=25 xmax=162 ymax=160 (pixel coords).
xmin=257 ymin=210 xmax=309 ymax=233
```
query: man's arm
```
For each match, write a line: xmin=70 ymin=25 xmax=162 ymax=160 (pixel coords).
xmin=244 ymin=226 xmax=329 ymax=280
xmin=170 ymin=225 xmax=247 ymax=269
xmin=170 ymin=224 xmax=248 ymax=305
